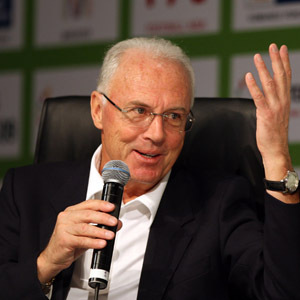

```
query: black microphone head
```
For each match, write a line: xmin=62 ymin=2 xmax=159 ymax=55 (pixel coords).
xmin=101 ymin=160 xmax=130 ymax=186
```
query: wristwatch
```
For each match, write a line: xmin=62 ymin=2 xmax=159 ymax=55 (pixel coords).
xmin=264 ymin=170 xmax=299 ymax=194
xmin=41 ymin=277 xmax=55 ymax=295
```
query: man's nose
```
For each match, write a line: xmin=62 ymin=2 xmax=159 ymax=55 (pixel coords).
xmin=143 ymin=114 xmax=166 ymax=143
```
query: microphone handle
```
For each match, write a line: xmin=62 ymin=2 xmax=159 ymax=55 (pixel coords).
xmin=88 ymin=181 xmax=124 ymax=289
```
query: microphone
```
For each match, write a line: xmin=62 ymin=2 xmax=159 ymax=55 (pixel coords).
xmin=88 ymin=160 xmax=130 ymax=293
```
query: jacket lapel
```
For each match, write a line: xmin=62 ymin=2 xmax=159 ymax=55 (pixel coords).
xmin=48 ymin=160 xmax=91 ymax=213
xmin=37 ymin=160 xmax=91 ymax=300
xmin=38 ymin=160 xmax=90 ymax=249
xmin=137 ymin=168 xmax=199 ymax=300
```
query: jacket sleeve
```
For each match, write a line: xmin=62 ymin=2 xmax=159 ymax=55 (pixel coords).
xmin=0 ymin=169 xmax=48 ymax=300
xmin=220 ymin=176 xmax=300 ymax=300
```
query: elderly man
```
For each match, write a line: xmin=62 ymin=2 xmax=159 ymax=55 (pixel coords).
xmin=0 ymin=37 xmax=299 ymax=300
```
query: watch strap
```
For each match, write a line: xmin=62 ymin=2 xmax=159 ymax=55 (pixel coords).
xmin=263 ymin=178 xmax=286 ymax=192
xmin=264 ymin=170 xmax=299 ymax=194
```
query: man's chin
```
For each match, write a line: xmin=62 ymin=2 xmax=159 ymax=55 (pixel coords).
xmin=130 ymin=173 xmax=162 ymax=187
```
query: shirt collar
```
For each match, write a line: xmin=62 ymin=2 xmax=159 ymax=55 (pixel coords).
xmin=128 ymin=172 xmax=170 ymax=224
xmin=86 ymin=145 xmax=103 ymax=200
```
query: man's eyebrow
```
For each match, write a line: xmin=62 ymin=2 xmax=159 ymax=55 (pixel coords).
xmin=165 ymin=107 xmax=188 ymax=113
xmin=125 ymin=100 xmax=150 ymax=107
xmin=125 ymin=100 xmax=188 ymax=113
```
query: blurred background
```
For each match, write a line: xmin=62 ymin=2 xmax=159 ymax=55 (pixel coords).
xmin=1 ymin=0 xmax=300 ymax=184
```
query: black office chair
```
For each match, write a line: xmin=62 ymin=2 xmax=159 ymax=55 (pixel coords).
xmin=34 ymin=96 xmax=265 ymax=218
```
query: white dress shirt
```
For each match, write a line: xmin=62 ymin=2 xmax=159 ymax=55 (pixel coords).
xmin=67 ymin=145 xmax=170 ymax=300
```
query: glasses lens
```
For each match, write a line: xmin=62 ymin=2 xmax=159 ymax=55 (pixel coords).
xmin=184 ymin=112 xmax=194 ymax=132
xmin=167 ymin=113 xmax=184 ymax=126
xmin=125 ymin=107 xmax=150 ymax=124
xmin=122 ymin=105 xmax=194 ymax=133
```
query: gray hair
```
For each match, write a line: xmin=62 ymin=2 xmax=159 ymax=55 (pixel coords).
xmin=96 ymin=37 xmax=195 ymax=107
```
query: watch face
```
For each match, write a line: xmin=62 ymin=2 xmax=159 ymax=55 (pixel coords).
xmin=286 ymin=172 xmax=299 ymax=193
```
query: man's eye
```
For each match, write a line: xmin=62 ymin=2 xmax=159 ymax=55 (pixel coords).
xmin=168 ymin=112 xmax=181 ymax=120
xmin=133 ymin=107 xmax=146 ymax=115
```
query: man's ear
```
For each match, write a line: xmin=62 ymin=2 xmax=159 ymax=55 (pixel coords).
xmin=90 ymin=91 xmax=104 ymax=130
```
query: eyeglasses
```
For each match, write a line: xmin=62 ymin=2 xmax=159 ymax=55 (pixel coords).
xmin=101 ymin=93 xmax=195 ymax=132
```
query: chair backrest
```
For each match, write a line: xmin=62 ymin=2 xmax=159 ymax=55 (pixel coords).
xmin=34 ymin=96 xmax=265 ymax=216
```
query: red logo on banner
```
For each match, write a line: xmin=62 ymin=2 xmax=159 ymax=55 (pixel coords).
xmin=146 ymin=0 xmax=205 ymax=8
xmin=63 ymin=0 xmax=92 ymax=18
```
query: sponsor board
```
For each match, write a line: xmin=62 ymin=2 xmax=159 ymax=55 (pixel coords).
xmin=191 ymin=57 xmax=219 ymax=97
xmin=35 ymin=0 xmax=119 ymax=46
xmin=0 ymin=0 xmax=23 ymax=49
xmin=131 ymin=0 xmax=220 ymax=36
xmin=233 ymin=0 xmax=300 ymax=30
xmin=0 ymin=72 xmax=22 ymax=158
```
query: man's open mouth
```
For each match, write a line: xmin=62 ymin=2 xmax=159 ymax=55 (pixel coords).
xmin=136 ymin=150 xmax=159 ymax=158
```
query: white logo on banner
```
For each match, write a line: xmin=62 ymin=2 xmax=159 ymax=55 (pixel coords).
xmin=233 ymin=0 xmax=300 ymax=30
xmin=191 ymin=57 xmax=219 ymax=97
xmin=32 ymin=66 xmax=100 ymax=151
xmin=230 ymin=52 xmax=300 ymax=144
xmin=0 ymin=72 xmax=22 ymax=158
xmin=131 ymin=0 xmax=220 ymax=36
xmin=0 ymin=0 xmax=23 ymax=50
xmin=35 ymin=0 xmax=119 ymax=46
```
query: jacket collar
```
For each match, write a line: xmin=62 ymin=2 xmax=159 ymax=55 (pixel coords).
xmin=38 ymin=160 xmax=91 ymax=299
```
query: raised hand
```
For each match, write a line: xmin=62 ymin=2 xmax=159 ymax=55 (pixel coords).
xmin=245 ymin=43 xmax=299 ymax=203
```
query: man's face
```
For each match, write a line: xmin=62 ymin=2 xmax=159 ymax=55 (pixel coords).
xmin=92 ymin=49 xmax=192 ymax=191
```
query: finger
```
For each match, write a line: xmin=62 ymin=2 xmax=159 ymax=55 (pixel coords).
xmin=57 ymin=209 xmax=118 ymax=227
xmin=245 ymin=72 xmax=268 ymax=110
xmin=42 ymin=229 xmax=108 ymax=268
xmin=253 ymin=53 xmax=278 ymax=105
xmin=269 ymin=43 xmax=288 ymax=101
xmin=65 ymin=199 xmax=115 ymax=213
xmin=68 ymin=234 xmax=108 ymax=250
xmin=117 ymin=220 xmax=123 ymax=231
xmin=70 ymin=222 xmax=115 ymax=240
xmin=48 ymin=222 xmax=114 ymax=254
xmin=279 ymin=45 xmax=292 ymax=92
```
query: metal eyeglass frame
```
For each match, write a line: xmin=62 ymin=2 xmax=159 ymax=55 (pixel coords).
xmin=101 ymin=93 xmax=195 ymax=132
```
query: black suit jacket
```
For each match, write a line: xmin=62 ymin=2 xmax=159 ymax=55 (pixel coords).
xmin=0 ymin=160 xmax=300 ymax=300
